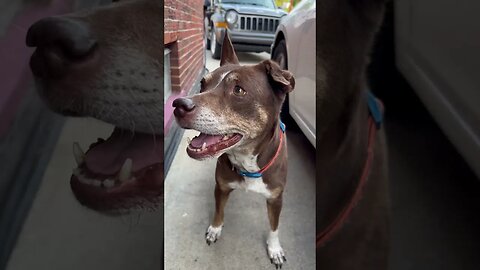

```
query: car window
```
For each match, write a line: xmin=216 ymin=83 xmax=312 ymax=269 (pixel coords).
xmin=221 ymin=0 xmax=275 ymax=9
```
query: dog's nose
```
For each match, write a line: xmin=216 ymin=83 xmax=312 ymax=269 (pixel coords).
xmin=26 ymin=17 xmax=97 ymax=77
xmin=173 ymin=97 xmax=196 ymax=118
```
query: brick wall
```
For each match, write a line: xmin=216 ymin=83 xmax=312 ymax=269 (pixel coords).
xmin=164 ymin=0 xmax=204 ymax=94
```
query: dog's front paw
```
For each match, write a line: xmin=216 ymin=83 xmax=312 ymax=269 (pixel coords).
xmin=268 ymin=245 xmax=286 ymax=269
xmin=205 ymin=224 xmax=222 ymax=245
xmin=267 ymin=231 xmax=286 ymax=269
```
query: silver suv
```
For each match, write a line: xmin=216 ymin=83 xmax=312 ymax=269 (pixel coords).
xmin=205 ymin=0 xmax=287 ymax=59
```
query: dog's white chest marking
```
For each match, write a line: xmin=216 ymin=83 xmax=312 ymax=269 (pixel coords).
xmin=227 ymin=153 xmax=272 ymax=198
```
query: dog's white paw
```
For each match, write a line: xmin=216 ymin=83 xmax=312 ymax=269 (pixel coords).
xmin=205 ymin=224 xmax=223 ymax=245
xmin=267 ymin=230 xmax=286 ymax=269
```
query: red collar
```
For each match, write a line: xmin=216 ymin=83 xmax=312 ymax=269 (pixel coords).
xmin=316 ymin=96 xmax=384 ymax=248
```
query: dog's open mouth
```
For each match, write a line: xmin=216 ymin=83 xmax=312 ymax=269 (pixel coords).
xmin=187 ymin=132 xmax=242 ymax=159
xmin=70 ymin=127 xmax=163 ymax=212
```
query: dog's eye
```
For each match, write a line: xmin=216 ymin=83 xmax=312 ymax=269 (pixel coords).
xmin=233 ymin=86 xmax=246 ymax=96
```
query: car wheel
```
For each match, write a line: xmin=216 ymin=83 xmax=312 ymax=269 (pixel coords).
xmin=204 ymin=18 xmax=211 ymax=50
xmin=210 ymin=28 xmax=221 ymax=59
xmin=272 ymin=39 xmax=295 ymax=127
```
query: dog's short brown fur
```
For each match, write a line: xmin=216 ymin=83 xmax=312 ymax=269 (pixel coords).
xmin=173 ymin=34 xmax=294 ymax=268
xmin=316 ymin=0 xmax=390 ymax=269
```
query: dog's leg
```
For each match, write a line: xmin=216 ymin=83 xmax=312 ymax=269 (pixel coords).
xmin=205 ymin=183 xmax=232 ymax=245
xmin=266 ymin=194 xmax=286 ymax=267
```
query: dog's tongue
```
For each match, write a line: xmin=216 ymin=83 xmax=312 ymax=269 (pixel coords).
xmin=84 ymin=128 xmax=162 ymax=175
xmin=190 ymin=133 xmax=223 ymax=148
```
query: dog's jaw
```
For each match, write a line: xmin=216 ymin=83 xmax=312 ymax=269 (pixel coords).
xmin=69 ymin=129 xmax=163 ymax=212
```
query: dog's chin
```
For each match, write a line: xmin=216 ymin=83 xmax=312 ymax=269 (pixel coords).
xmin=186 ymin=132 xmax=243 ymax=160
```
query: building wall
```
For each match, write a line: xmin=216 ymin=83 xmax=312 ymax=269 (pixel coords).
xmin=164 ymin=0 xmax=204 ymax=95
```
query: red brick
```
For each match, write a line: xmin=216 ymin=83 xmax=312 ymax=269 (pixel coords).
xmin=165 ymin=0 xmax=204 ymax=93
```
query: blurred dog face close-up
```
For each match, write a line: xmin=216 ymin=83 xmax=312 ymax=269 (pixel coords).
xmin=26 ymin=0 xmax=163 ymax=212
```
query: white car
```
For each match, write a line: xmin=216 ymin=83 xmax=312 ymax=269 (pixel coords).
xmin=271 ymin=0 xmax=316 ymax=147
xmin=395 ymin=1 xmax=480 ymax=178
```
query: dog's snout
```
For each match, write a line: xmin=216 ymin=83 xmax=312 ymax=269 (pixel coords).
xmin=173 ymin=97 xmax=196 ymax=118
xmin=26 ymin=17 xmax=97 ymax=77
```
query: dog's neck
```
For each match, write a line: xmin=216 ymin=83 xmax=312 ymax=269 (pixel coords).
xmin=317 ymin=86 xmax=370 ymax=230
xmin=227 ymin=120 xmax=282 ymax=173
xmin=315 ymin=0 xmax=386 ymax=232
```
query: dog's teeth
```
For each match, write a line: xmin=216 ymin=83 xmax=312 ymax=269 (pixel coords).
xmin=202 ymin=142 xmax=207 ymax=150
xmin=187 ymin=137 xmax=191 ymax=144
xmin=78 ymin=175 xmax=92 ymax=185
xmin=92 ymin=180 xmax=101 ymax=187
xmin=103 ymin=179 xmax=115 ymax=188
xmin=119 ymin=158 xmax=133 ymax=182
xmin=73 ymin=142 xmax=85 ymax=165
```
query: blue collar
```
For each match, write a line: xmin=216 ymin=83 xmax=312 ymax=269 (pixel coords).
xmin=367 ymin=91 xmax=383 ymax=128
xmin=237 ymin=120 xmax=286 ymax=178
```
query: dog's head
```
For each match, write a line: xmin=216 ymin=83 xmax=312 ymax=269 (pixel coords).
xmin=26 ymin=0 xmax=163 ymax=213
xmin=173 ymin=34 xmax=294 ymax=160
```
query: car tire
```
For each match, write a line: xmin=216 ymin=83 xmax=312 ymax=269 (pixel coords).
xmin=272 ymin=39 xmax=295 ymax=127
xmin=210 ymin=28 xmax=221 ymax=59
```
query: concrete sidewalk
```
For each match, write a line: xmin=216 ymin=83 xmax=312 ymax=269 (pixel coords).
xmin=164 ymin=52 xmax=316 ymax=269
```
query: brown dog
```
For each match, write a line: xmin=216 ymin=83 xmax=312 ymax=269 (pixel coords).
xmin=173 ymin=34 xmax=294 ymax=268
xmin=26 ymin=0 xmax=163 ymax=213
xmin=316 ymin=0 xmax=390 ymax=269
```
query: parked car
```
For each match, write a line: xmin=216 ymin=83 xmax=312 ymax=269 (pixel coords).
xmin=271 ymin=0 xmax=316 ymax=147
xmin=395 ymin=0 xmax=480 ymax=178
xmin=205 ymin=0 xmax=287 ymax=59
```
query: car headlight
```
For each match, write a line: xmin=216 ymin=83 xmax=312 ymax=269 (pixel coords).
xmin=225 ymin=10 xmax=238 ymax=24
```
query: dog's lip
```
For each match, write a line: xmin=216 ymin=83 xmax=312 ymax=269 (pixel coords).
xmin=60 ymin=109 xmax=84 ymax=116
xmin=186 ymin=132 xmax=243 ymax=159
xmin=70 ymin=162 xmax=163 ymax=212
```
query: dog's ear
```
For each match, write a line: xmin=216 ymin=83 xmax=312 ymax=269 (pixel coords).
xmin=220 ymin=33 xmax=239 ymax=66
xmin=261 ymin=60 xmax=295 ymax=93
